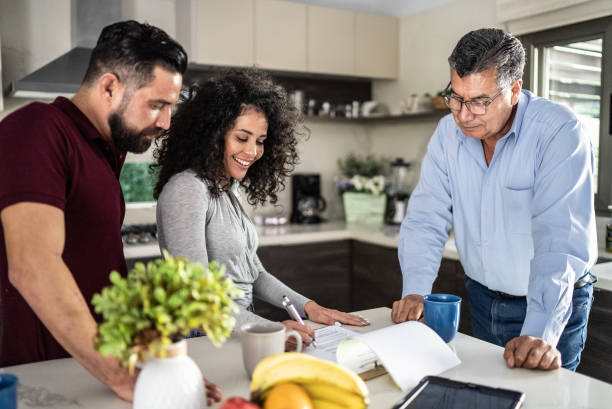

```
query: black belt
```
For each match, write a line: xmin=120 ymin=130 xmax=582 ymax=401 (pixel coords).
xmin=491 ymin=272 xmax=597 ymax=300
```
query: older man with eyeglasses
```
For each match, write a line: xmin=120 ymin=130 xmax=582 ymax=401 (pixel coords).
xmin=391 ymin=28 xmax=597 ymax=372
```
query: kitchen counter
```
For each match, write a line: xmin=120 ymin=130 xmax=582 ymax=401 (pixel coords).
xmin=124 ymin=221 xmax=612 ymax=291
xmin=2 ymin=307 xmax=611 ymax=409
xmin=123 ymin=221 xmax=458 ymax=259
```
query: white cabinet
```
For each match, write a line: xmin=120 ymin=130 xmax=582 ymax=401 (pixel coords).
xmin=355 ymin=12 xmax=398 ymax=79
xmin=186 ymin=0 xmax=255 ymax=67
xmin=175 ymin=1 xmax=398 ymax=79
xmin=255 ymin=0 xmax=306 ymax=72
xmin=307 ymin=5 xmax=355 ymax=76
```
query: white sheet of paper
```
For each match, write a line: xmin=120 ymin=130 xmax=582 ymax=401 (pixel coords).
xmin=355 ymin=321 xmax=461 ymax=391
xmin=303 ymin=325 xmax=357 ymax=362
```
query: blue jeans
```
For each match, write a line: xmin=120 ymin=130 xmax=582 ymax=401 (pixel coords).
xmin=465 ymin=275 xmax=593 ymax=371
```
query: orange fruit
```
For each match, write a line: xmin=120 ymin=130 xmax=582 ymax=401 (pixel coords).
xmin=263 ymin=383 xmax=313 ymax=409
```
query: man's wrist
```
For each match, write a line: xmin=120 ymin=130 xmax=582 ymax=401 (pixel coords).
xmin=520 ymin=310 xmax=562 ymax=346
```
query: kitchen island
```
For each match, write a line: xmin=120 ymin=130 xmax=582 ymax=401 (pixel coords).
xmin=122 ymin=221 xmax=612 ymax=383
xmin=2 ymin=307 xmax=611 ymax=409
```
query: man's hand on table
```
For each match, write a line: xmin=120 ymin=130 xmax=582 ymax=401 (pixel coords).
xmin=504 ymin=335 xmax=561 ymax=370
xmin=391 ymin=294 xmax=424 ymax=323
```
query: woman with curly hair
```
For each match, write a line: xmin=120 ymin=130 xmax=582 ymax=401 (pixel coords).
xmin=153 ymin=69 xmax=368 ymax=347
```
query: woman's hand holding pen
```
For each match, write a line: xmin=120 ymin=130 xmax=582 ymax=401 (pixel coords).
xmin=303 ymin=301 xmax=371 ymax=327
xmin=282 ymin=320 xmax=315 ymax=351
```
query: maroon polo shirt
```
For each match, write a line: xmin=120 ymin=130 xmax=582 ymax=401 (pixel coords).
xmin=0 ymin=97 xmax=127 ymax=366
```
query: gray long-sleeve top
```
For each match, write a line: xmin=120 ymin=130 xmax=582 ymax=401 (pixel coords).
xmin=156 ymin=170 xmax=311 ymax=331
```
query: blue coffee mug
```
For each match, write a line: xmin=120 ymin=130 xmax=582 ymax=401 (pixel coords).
xmin=423 ymin=294 xmax=461 ymax=343
xmin=0 ymin=373 xmax=18 ymax=409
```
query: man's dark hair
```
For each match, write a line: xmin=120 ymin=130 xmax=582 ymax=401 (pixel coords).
xmin=448 ymin=28 xmax=525 ymax=87
xmin=82 ymin=20 xmax=187 ymax=89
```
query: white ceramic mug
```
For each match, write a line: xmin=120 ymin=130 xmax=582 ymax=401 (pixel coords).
xmin=240 ymin=322 xmax=302 ymax=377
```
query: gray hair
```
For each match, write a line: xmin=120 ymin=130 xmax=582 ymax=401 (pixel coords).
xmin=448 ymin=28 xmax=525 ymax=87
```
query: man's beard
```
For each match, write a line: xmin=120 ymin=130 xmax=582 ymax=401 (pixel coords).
xmin=108 ymin=111 xmax=160 ymax=153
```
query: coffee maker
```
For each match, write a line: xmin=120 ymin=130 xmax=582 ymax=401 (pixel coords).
xmin=385 ymin=158 xmax=415 ymax=225
xmin=291 ymin=173 xmax=326 ymax=224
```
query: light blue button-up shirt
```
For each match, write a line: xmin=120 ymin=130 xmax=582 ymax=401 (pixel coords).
xmin=399 ymin=90 xmax=597 ymax=346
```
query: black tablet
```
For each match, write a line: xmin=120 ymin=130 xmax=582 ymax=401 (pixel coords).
xmin=391 ymin=376 xmax=525 ymax=409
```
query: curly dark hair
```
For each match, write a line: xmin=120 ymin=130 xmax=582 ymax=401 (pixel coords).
xmin=152 ymin=68 xmax=306 ymax=205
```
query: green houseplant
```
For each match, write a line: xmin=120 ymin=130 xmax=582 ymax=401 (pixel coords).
xmin=336 ymin=153 xmax=389 ymax=225
xmin=92 ymin=251 xmax=243 ymax=408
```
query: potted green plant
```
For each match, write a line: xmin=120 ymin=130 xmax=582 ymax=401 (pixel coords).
xmin=431 ymin=88 xmax=450 ymax=111
xmin=336 ymin=153 xmax=389 ymax=225
xmin=92 ymin=250 xmax=243 ymax=409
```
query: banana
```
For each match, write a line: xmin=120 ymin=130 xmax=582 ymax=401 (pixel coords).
xmin=310 ymin=399 xmax=348 ymax=409
xmin=300 ymin=382 xmax=366 ymax=409
xmin=250 ymin=353 xmax=369 ymax=403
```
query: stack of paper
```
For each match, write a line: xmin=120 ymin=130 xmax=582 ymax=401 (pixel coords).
xmin=304 ymin=322 xmax=461 ymax=391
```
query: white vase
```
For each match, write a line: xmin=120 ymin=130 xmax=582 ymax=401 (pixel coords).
xmin=133 ymin=340 xmax=204 ymax=409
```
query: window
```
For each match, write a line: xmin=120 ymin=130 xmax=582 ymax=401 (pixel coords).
xmin=520 ymin=16 xmax=612 ymax=213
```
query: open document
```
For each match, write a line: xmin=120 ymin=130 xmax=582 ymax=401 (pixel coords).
xmin=304 ymin=322 xmax=461 ymax=391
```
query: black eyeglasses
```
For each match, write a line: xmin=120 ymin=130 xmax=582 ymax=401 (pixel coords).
xmin=443 ymin=82 xmax=508 ymax=115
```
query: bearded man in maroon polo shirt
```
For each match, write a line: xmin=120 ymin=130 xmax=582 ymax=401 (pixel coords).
xmin=0 ymin=21 xmax=221 ymax=404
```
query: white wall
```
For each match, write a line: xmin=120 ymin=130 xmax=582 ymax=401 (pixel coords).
xmin=122 ymin=0 xmax=176 ymax=38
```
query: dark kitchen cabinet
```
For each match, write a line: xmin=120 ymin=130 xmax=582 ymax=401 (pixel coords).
xmin=254 ymin=240 xmax=352 ymax=322
xmin=351 ymin=241 xmax=402 ymax=311
xmin=577 ymin=287 xmax=612 ymax=383
xmin=351 ymin=241 xmax=472 ymax=336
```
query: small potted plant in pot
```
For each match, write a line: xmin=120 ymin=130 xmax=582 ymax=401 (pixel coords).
xmin=92 ymin=250 xmax=243 ymax=409
xmin=431 ymin=87 xmax=450 ymax=111
xmin=336 ymin=153 xmax=389 ymax=225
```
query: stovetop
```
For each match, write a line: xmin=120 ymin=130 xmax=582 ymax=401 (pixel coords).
xmin=121 ymin=223 xmax=157 ymax=245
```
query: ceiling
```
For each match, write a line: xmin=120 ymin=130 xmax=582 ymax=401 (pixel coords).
xmin=281 ymin=0 xmax=458 ymax=17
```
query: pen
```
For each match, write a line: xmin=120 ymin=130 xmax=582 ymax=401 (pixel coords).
xmin=282 ymin=295 xmax=317 ymax=348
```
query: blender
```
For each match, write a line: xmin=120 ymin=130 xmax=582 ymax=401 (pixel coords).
xmin=385 ymin=158 xmax=415 ymax=225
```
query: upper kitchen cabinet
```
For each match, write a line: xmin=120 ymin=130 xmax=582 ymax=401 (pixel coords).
xmin=255 ymin=0 xmax=307 ymax=72
xmin=354 ymin=12 xmax=398 ymax=79
xmin=178 ymin=0 xmax=255 ymax=67
xmin=307 ymin=5 xmax=355 ymax=76
xmin=176 ymin=1 xmax=398 ymax=79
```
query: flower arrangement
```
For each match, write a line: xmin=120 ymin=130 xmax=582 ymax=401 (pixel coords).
xmin=336 ymin=153 xmax=389 ymax=196
xmin=92 ymin=250 xmax=243 ymax=369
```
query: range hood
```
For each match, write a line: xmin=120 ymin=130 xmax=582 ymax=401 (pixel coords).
xmin=9 ymin=47 xmax=92 ymax=99
xmin=8 ymin=0 xmax=118 ymax=99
